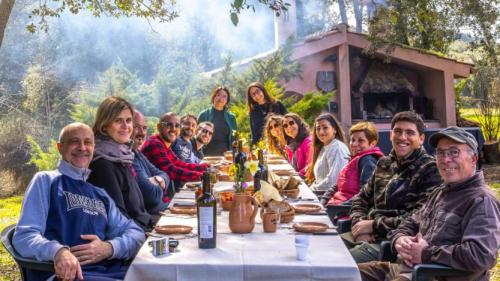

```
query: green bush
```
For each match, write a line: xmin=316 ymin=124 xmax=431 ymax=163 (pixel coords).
xmin=26 ymin=136 xmax=60 ymax=171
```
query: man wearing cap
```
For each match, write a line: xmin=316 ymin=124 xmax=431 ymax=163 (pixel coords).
xmin=359 ymin=127 xmax=500 ymax=281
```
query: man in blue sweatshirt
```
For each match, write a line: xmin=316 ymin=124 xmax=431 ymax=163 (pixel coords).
xmin=13 ymin=122 xmax=145 ymax=281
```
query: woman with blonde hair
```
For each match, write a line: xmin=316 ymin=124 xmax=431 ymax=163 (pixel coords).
xmin=320 ymin=121 xmax=384 ymax=206
xmin=88 ymin=96 xmax=157 ymax=231
xmin=247 ymin=82 xmax=287 ymax=145
xmin=263 ymin=114 xmax=287 ymax=159
xmin=198 ymin=86 xmax=237 ymax=156
xmin=282 ymin=112 xmax=312 ymax=177
xmin=306 ymin=113 xmax=350 ymax=191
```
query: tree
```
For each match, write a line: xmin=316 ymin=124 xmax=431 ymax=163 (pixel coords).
xmin=365 ymin=0 xmax=499 ymax=61
xmin=0 ymin=0 xmax=290 ymax=49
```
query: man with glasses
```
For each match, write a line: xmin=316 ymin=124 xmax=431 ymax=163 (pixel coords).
xmin=191 ymin=121 xmax=215 ymax=162
xmin=343 ymin=111 xmax=442 ymax=263
xmin=359 ymin=127 xmax=499 ymax=281
xmin=141 ymin=112 xmax=209 ymax=184
xmin=172 ymin=114 xmax=198 ymax=163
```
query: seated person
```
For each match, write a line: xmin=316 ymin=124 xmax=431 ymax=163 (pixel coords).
xmin=359 ymin=127 xmax=499 ymax=281
xmin=141 ymin=112 xmax=209 ymax=184
xmin=343 ymin=111 xmax=442 ymax=263
xmin=88 ymin=97 xmax=157 ymax=231
xmin=282 ymin=113 xmax=312 ymax=178
xmin=132 ymin=110 xmax=169 ymax=213
xmin=263 ymin=114 xmax=288 ymax=159
xmin=191 ymin=121 xmax=214 ymax=162
xmin=13 ymin=123 xmax=145 ymax=281
xmin=172 ymin=114 xmax=197 ymax=163
xmin=320 ymin=121 xmax=384 ymax=206
xmin=306 ymin=113 xmax=350 ymax=191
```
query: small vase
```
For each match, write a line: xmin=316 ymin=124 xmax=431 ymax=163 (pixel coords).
xmin=228 ymin=193 xmax=258 ymax=233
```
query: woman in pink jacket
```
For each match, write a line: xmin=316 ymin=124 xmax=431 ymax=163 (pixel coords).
xmin=282 ymin=113 xmax=311 ymax=178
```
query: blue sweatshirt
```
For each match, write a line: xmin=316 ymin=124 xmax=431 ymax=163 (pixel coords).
xmin=13 ymin=160 xmax=145 ymax=279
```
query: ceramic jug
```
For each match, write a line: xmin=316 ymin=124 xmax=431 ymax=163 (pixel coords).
xmin=228 ymin=193 xmax=258 ymax=233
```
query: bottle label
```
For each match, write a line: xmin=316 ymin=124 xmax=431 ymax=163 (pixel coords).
xmin=199 ymin=207 xmax=214 ymax=238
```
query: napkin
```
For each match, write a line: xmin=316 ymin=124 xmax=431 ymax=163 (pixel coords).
xmin=260 ymin=180 xmax=283 ymax=202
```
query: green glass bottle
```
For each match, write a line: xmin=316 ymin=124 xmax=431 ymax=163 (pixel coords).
xmin=197 ymin=172 xmax=217 ymax=249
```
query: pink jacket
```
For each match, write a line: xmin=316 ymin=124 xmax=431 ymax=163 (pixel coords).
xmin=328 ymin=147 xmax=384 ymax=205
xmin=285 ymin=136 xmax=312 ymax=177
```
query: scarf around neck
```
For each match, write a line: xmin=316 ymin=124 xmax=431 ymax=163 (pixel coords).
xmin=93 ymin=133 xmax=134 ymax=165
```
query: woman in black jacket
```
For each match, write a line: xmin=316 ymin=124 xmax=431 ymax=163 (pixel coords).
xmin=88 ymin=96 xmax=157 ymax=231
xmin=247 ymin=82 xmax=287 ymax=146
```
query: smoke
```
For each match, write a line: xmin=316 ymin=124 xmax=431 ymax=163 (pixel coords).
xmin=0 ymin=0 xmax=275 ymax=85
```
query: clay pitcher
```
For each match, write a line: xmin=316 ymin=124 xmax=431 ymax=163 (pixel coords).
xmin=229 ymin=193 xmax=258 ymax=233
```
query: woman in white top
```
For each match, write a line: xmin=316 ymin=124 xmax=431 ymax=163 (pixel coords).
xmin=306 ymin=113 xmax=349 ymax=191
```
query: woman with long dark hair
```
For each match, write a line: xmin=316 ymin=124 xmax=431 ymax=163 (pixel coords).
xmin=88 ymin=96 xmax=156 ymax=231
xmin=247 ymin=82 xmax=286 ymax=146
xmin=282 ymin=113 xmax=311 ymax=177
xmin=198 ymin=86 xmax=237 ymax=156
xmin=306 ymin=113 xmax=350 ymax=191
xmin=263 ymin=114 xmax=287 ymax=159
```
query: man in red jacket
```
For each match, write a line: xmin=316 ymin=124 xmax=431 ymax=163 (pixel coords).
xmin=141 ymin=112 xmax=209 ymax=184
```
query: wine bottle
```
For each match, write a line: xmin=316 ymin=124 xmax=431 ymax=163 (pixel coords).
xmin=197 ymin=172 xmax=217 ymax=249
xmin=231 ymin=132 xmax=239 ymax=164
xmin=253 ymin=149 xmax=268 ymax=193
xmin=258 ymin=149 xmax=269 ymax=183
xmin=234 ymin=140 xmax=247 ymax=167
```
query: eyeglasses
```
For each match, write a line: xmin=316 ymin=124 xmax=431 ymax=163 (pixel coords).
xmin=201 ymin=128 xmax=213 ymax=136
xmin=282 ymin=120 xmax=296 ymax=129
xmin=269 ymin=123 xmax=281 ymax=129
xmin=160 ymin=122 xmax=180 ymax=129
xmin=435 ymin=148 xmax=463 ymax=159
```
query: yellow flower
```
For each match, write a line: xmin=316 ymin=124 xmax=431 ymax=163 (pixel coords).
xmin=228 ymin=164 xmax=237 ymax=177
xmin=244 ymin=161 xmax=258 ymax=175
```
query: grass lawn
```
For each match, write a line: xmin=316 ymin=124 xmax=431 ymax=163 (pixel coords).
xmin=460 ymin=108 xmax=500 ymax=140
xmin=0 ymin=196 xmax=22 ymax=281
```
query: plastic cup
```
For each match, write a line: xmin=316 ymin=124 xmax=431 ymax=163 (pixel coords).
xmin=295 ymin=234 xmax=310 ymax=246
xmin=295 ymin=243 xmax=308 ymax=261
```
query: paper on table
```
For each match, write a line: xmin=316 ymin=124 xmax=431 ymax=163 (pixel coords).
xmin=260 ymin=181 xmax=283 ymax=202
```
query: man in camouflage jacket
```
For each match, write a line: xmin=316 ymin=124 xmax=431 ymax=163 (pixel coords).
xmin=342 ymin=111 xmax=442 ymax=263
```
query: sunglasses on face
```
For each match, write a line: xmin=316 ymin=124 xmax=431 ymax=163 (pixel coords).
xmin=282 ymin=120 xmax=296 ymax=129
xmin=160 ymin=122 xmax=180 ymax=129
xmin=201 ymin=128 xmax=213 ymax=136
xmin=269 ymin=123 xmax=281 ymax=129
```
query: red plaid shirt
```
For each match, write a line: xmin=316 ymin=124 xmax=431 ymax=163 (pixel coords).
xmin=141 ymin=134 xmax=208 ymax=182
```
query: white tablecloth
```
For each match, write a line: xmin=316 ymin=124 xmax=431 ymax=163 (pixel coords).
xmin=124 ymin=163 xmax=361 ymax=281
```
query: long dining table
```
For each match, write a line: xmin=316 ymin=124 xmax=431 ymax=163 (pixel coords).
xmin=124 ymin=161 xmax=361 ymax=281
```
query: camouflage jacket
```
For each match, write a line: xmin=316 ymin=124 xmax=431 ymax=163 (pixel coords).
xmin=350 ymin=147 xmax=442 ymax=239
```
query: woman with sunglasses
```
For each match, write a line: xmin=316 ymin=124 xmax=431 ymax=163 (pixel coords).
xmin=306 ymin=113 xmax=350 ymax=191
xmin=198 ymin=86 xmax=237 ymax=156
xmin=263 ymin=114 xmax=287 ymax=159
xmin=247 ymin=82 xmax=287 ymax=146
xmin=282 ymin=113 xmax=312 ymax=177
xmin=319 ymin=121 xmax=384 ymax=206
xmin=88 ymin=96 xmax=157 ymax=231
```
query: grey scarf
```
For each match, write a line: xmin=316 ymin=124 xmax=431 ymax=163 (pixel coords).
xmin=93 ymin=133 xmax=134 ymax=165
